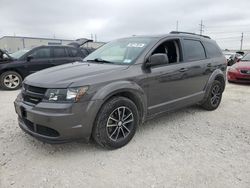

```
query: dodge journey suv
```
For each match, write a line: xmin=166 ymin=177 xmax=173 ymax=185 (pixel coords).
xmin=14 ymin=31 xmax=227 ymax=149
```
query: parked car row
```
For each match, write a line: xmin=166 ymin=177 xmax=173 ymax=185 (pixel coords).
xmin=0 ymin=40 xmax=97 ymax=90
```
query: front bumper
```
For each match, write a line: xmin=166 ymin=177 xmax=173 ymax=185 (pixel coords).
xmin=14 ymin=93 xmax=102 ymax=143
xmin=227 ymin=71 xmax=250 ymax=83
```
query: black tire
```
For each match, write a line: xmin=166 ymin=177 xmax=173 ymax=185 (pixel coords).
xmin=201 ymin=80 xmax=223 ymax=111
xmin=0 ymin=71 xmax=22 ymax=90
xmin=92 ymin=96 xmax=139 ymax=149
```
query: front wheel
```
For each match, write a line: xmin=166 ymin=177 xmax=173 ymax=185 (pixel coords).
xmin=0 ymin=71 xmax=22 ymax=90
xmin=92 ymin=97 xmax=139 ymax=149
xmin=201 ymin=80 xmax=223 ymax=111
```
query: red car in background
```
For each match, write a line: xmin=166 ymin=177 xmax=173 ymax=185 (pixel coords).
xmin=227 ymin=53 xmax=250 ymax=83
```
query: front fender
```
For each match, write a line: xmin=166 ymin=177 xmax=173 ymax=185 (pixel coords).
xmin=91 ymin=80 xmax=147 ymax=123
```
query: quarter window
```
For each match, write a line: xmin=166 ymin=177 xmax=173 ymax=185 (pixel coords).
xmin=183 ymin=39 xmax=206 ymax=61
xmin=204 ymin=42 xmax=222 ymax=58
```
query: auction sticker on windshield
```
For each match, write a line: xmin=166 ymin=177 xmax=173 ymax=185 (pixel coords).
xmin=127 ymin=43 xmax=145 ymax=48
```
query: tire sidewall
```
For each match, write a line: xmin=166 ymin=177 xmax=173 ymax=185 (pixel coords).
xmin=0 ymin=71 xmax=22 ymax=90
xmin=94 ymin=97 xmax=139 ymax=149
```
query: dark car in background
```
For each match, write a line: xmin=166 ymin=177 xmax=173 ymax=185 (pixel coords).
xmin=0 ymin=45 xmax=89 ymax=90
xmin=228 ymin=53 xmax=250 ymax=83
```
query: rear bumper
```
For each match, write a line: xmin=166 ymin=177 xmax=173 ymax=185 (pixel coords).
xmin=14 ymin=93 xmax=102 ymax=143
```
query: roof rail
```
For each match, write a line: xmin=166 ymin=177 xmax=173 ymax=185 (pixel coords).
xmin=170 ymin=31 xmax=211 ymax=39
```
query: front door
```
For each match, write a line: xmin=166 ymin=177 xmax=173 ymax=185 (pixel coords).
xmin=146 ymin=38 xmax=207 ymax=115
xmin=25 ymin=47 xmax=53 ymax=74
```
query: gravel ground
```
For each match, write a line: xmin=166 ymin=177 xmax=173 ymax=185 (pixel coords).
xmin=0 ymin=82 xmax=250 ymax=188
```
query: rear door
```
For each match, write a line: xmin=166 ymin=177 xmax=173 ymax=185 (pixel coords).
xmin=179 ymin=38 xmax=211 ymax=94
xmin=51 ymin=47 xmax=75 ymax=66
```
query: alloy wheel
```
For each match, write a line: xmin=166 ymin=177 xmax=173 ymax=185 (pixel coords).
xmin=3 ymin=74 xmax=20 ymax=89
xmin=106 ymin=106 xmax=134 ymax=142
xmin=211 ymin=85 xmax=221 ymax=106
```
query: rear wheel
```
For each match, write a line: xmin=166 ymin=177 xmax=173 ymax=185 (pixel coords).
xmin=0 ymin=71 xmax=22 ymax=90
xmin=92 ymin=97 xmax=139 ymax=149
xmin=201 ymin=80 xmax=223 ymax=111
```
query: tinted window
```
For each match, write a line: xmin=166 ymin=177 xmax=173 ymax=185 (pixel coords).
xmin=30 ymin=48 xmax=50 ymax=59
xmin=69 ymin=48 xmax=81 ymax=57
xmin=183 ymin=39 xmax=206 ymax=61
xmin=204 ymin=42 xmax=222 ymax=58
xmin=53 ymin=47 xmax=67 ymax=58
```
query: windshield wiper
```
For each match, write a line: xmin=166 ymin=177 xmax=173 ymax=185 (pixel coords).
xmin=86 ymin=58 xmax=113 ymax=64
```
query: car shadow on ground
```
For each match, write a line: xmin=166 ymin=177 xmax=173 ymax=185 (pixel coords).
xmin=227 ymin=81 xmax=250 ymax=86
xmin=19 ymin=105 xmax=206 ymax=155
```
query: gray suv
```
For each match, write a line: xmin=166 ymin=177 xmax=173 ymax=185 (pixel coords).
xmin=14 ymin=31 xmax=227 ymax=149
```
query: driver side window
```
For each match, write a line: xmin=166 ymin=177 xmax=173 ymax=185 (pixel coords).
xmin=30 ymin=48 xmax=51 ymax=59
xmin=152 ymin=39 xmax=181 ymax=64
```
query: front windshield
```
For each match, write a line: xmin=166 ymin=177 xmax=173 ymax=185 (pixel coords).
xmin=10 ymin=49 xmax=30 ymax=59
xmin=84 ymin=37 xmax=154 ymax=64
xmin=241 ymin=53 xmax=250 ymax=61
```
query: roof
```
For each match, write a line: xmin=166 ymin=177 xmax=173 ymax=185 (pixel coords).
xmin=124 ymin=31 xmax=213 ymax=41
xmin=0 ymin=35 xmax=74 ymax=41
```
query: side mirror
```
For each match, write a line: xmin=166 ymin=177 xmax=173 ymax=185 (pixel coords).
xmin=146 ymin=53 xmax=169 ymax=67
xmin=27 ymin=55 xmax=34 ymax=62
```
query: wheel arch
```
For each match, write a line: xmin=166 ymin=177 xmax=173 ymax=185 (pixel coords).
xmin=92 ymin=81 xmax=147 ymax=125
xmin=201 ymin=69 xmax=226 ymax=103
xmin=0 ymin=68 xmax=24 ymax=79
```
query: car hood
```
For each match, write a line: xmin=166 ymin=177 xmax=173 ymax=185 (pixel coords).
xmin=24 ymin=62 xmax=129 ymax=88
xmin=234 ymin=61 xmax=250 ymax=70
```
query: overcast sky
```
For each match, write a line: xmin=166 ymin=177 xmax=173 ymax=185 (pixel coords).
xmin=1 ymin=0 xmax=250 ymax=50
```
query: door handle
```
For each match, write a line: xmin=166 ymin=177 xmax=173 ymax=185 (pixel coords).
xmin=179 ymin=68 xmax=188 ymax=72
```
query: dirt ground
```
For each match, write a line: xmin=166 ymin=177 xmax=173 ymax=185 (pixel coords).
xmin=0 ymin=82 xmax=250 ymax=188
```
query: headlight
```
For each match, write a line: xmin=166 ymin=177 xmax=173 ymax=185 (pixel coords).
xmin=44 ymin=86 xmax=88 ymax=102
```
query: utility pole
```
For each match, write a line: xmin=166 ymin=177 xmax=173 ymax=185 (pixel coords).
xmin=240 ymin=32 xmax=244 ymax=51
xmin=95 ymin=34 xmax=97 ymax=42
xmin=176 ymin=21 xmax=179 ymax=31
xmin=199 ymin=20 xmax=204 ymax=35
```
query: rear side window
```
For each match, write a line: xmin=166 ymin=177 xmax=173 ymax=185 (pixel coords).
xmin=203 ymin=42 xmax=222 ymax=58
xmin=183 ymin=39 xmax=206 ymax=61
xmin=68 ymin=48 xmax=81 ymax=57
xmin=53 ymin=47 xmax=67 ymax=58
xmin=30 ymin=48 xmax=51 ymax=59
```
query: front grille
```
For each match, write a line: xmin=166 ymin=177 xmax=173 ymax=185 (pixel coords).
xmin=240 ymin=70 xmax=250 ymax=74
xmin=22 ymin=84 xmax=47 ymax=105
xmin=23 ymin=118 xmax=59 ymax=137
